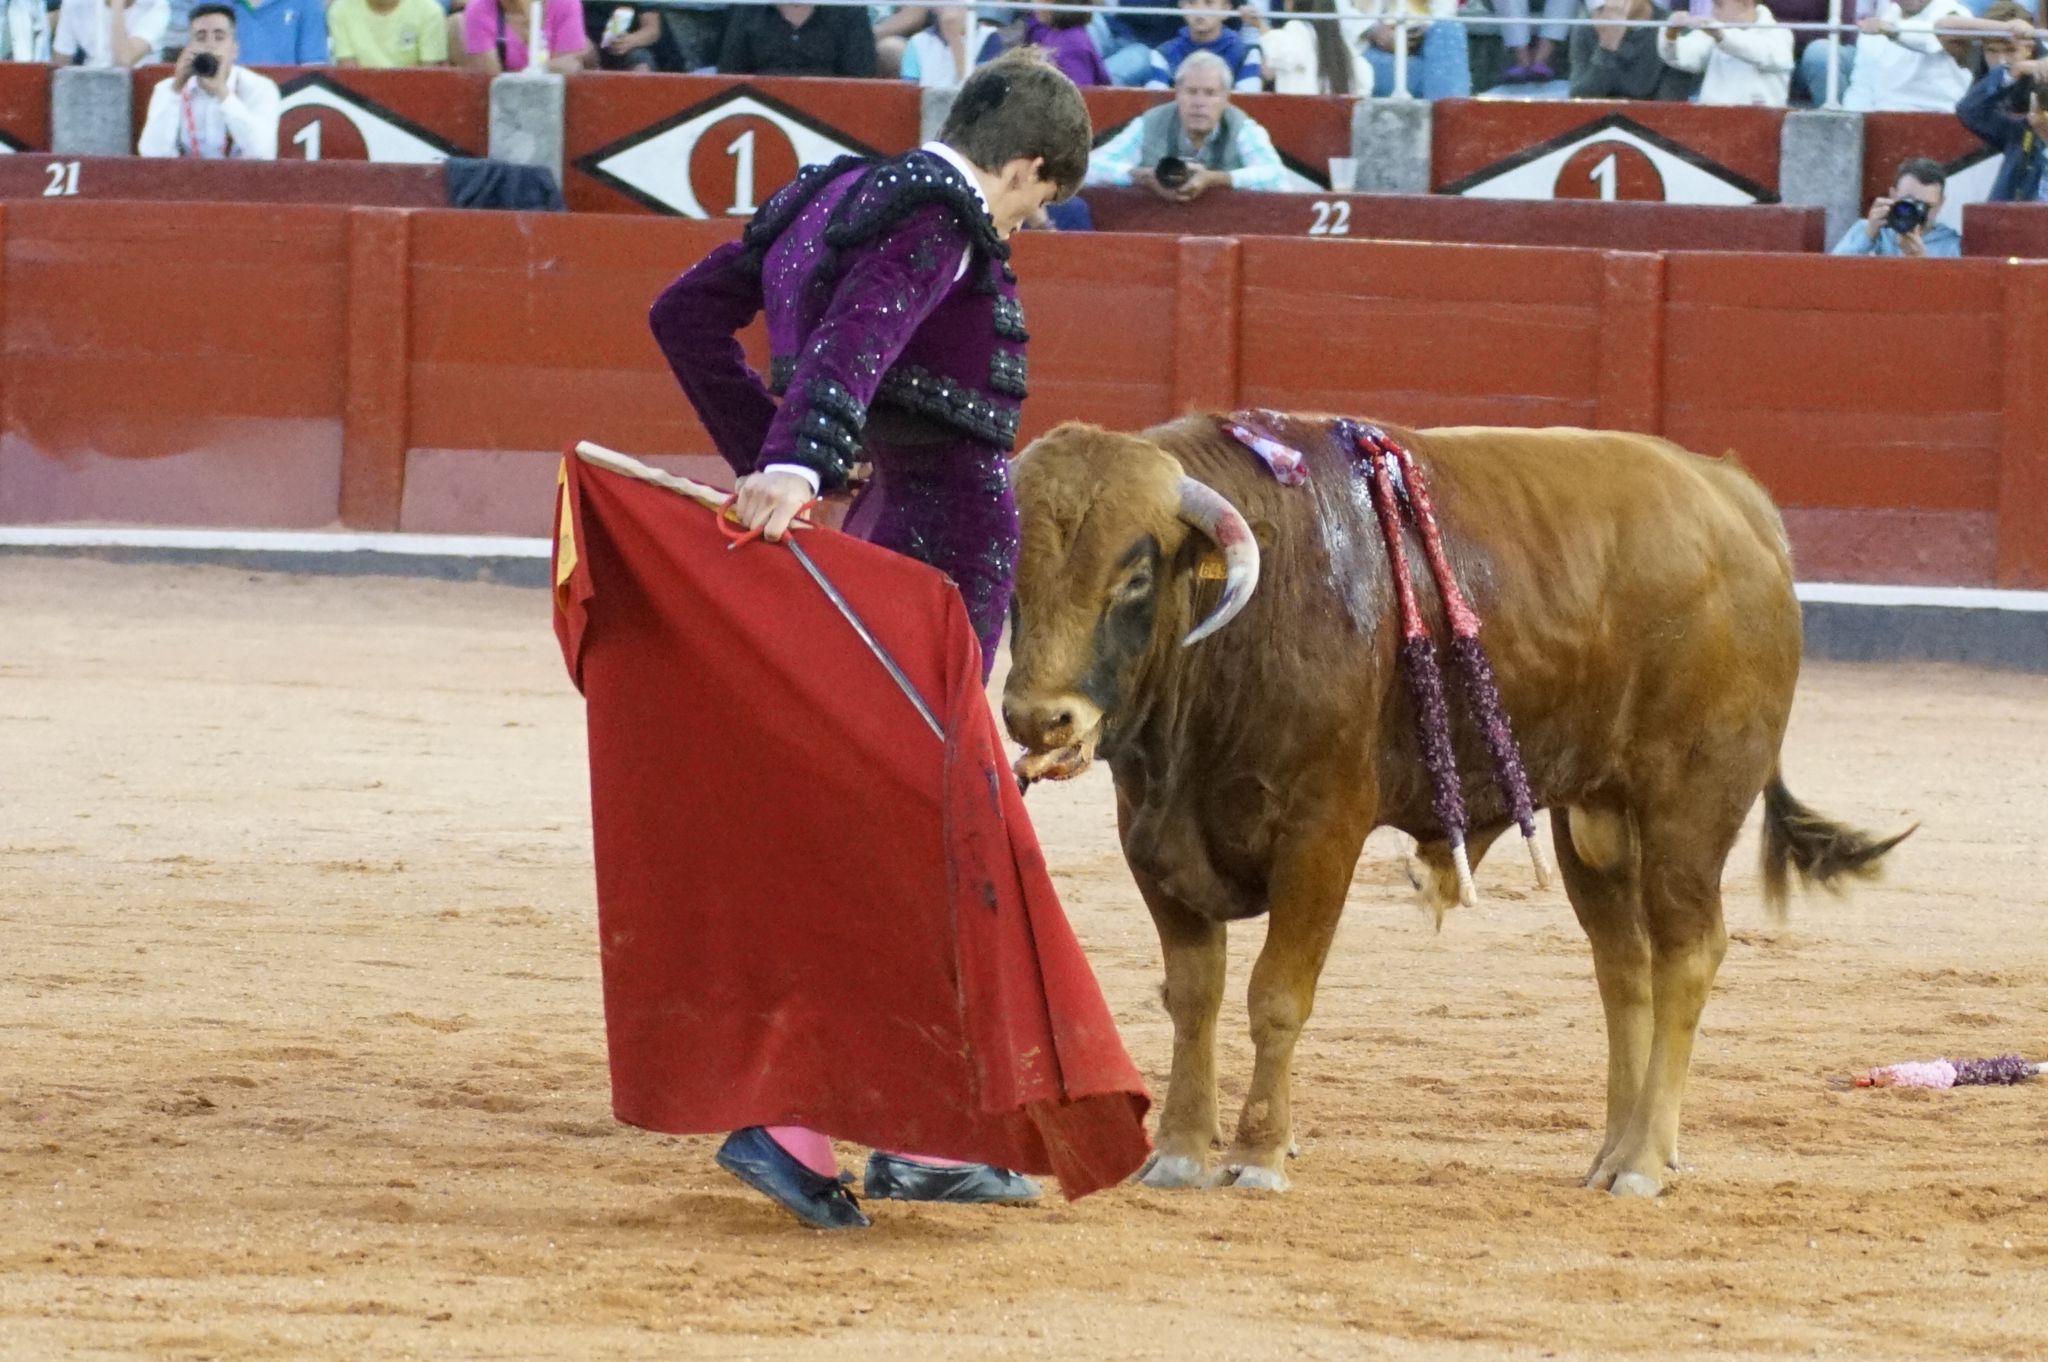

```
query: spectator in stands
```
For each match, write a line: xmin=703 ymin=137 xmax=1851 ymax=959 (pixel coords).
xmin=463 ymin=0 xmax=586 ymax=71
xmin=1261 ymin=0 xmax=1368 ymax=93
xmin=1976 ymin=0 xmax=2040 ymax=70
xmin=1024 ymin=7 xmax=1114 ymax=86
xmin=1497 ymin=0 xmax=1575 ymax=80
xmin=1571 ymin=0 xmax=1700 ymax=98
xmin=1100 ymin=0 xmax=1185 ymax=84
xmin=231 ymin=0 xmax=326 ymax=65
xmin=1087 ymin=50 xmax=1290 ymax=197
xmin=718 ymin=3 xmax=878 ymax=76
xmin=52 ymin=0 xmax=165 ymax=66
xmin=1145 ymin=0 xmax=1264 ymax=89
xmin=1658 ymin=0 xmax=1794 ymax=103
xmin=1835 ymin=0 xmax=1980 ymax=109
xmin=137 ymin=4 xmax=279 ymax=158
xmin=900 ymin=4 xmax=1004 ymax=84
xmin=1832 ymin=156 xmax=1962 ymax=254
xmin=2 ymin=0 xmax=51 ymax=61
xmin=1349 ymin=0 xmax=1473 ymax=96
xmin=874 ymin=6 xmax=934 ymax=78
xmin=1958 ymin=52 xmax=2048 ymax=198
xmin=582 ymin=2 xmax=679 ymax=70
xmin=329 ymin=0 xmax=449 ymax=66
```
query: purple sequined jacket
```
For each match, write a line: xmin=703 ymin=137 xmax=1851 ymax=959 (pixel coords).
xmin=649 ymin=150 xmax=1029 ymax=494
xmin=648 ymin=150 xmax=1032 ymax=677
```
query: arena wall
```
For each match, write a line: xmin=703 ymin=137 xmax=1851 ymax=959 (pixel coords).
xmin=2 ymin=199 xmax=2042 ymax=590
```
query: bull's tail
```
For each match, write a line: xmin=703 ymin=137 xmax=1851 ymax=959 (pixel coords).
xmin=1759 ymin=771 xmax=1915 ymax=916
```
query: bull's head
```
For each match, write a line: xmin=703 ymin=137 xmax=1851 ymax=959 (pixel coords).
xmin=1002 ymin=423 xmax=1260 ymax=782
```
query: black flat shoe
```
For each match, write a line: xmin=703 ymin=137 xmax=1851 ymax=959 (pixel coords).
xmin=863 ymin=1152 xmax=1042 ymax=1204
xmin=715 ymin=1128 xmax=871 ymax=1230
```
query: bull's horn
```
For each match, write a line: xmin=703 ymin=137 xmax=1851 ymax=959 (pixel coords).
xmin=1177 ymin=476 xmax=1260 ymax=646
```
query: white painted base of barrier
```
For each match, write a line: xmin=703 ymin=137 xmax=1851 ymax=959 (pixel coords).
xmin=6 ymin=525 xmax=2048 ymax=614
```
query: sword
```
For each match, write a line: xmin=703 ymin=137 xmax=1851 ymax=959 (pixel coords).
xmin=567 ymin=442 xmax=946 ymax=743
xmin=785 ymin=535 xmax=946 ymax=743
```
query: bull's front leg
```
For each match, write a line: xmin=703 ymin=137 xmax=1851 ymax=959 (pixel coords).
xmin=1220 ymin=820 xmax=1370 ymax=1193
xmin=1129 ymin=872 xmax=1228 ymax=1189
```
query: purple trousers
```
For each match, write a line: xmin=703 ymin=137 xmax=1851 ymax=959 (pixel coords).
xmin=840 ymin=433 xmax=1018 ymax=684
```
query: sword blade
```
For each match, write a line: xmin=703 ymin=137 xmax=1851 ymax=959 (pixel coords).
xmin=785 ymin=536 xmax=946 ymax=743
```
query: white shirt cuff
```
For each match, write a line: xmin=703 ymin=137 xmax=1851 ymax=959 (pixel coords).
xmin=761 ymin=462 xmax=822 ymax=496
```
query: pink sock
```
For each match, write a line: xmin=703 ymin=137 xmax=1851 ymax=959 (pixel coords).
xmin=886 ymin=1151 xmax=972 ymax=1168
xmin=764 ymin=1125 xmax=840 ymax=1179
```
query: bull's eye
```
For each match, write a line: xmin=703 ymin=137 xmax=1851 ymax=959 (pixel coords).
xmin=1115 ymin=570 xmax=1153 ymax=604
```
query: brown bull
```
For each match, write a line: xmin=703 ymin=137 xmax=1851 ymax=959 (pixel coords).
xmin=1002 ymin=413 xmax=1908 ymax=1198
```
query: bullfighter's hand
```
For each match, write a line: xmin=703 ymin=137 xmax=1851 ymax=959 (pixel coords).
xmin=733 ymin=470 xmax=814 ymax=544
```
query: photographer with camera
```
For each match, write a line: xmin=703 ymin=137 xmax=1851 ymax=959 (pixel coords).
xmin=1084 ymin=50 xmax=1289 ymax=201
xmin=1831 ymin=157 xmax=1961 ymax=256
xmin=1958 ymin=50 xmax=2048 ymax=201
xmin=137 ymin=3 xmax=279 ymax=160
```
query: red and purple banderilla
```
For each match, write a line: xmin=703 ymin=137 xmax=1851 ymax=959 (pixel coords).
xmin=1221 ymin=412 xmax=1551 ymax=903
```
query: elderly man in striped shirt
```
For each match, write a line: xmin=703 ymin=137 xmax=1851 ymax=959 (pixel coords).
xmin=1084 ymin=50 xmax=1290 ymax=202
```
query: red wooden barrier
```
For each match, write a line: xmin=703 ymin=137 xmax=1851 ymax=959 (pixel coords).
xmin=1962 ymin=202 xmax=2048 ymax=258
xmin=0 ymin=63 xmax=50 ymax=153
xmin=7 ymin=200 xmax=2048 ymax=590
xmin=1663 ymin=252 xmax=2005 ymax=585
xmin=1434 ymin=98 xmax=1783 ymax=202
xmin=1081 ymin=187 xmax=1825 ymax=251
xmin=1861 ymin=109 xmax=1984 ymax=209
xmin=564 ymin=75 xmax=920 ymax=216
xmin=0 ymin=154 xmax=446 ymax=207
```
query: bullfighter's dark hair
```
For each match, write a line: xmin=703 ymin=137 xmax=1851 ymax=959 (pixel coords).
xmin=189 ymin=2 xmax=237 ymax=26
xmin=939 ymin=49 xmax=1092 ymax=201
xmin=1893 ymin=157 xmax=1947 ymax=191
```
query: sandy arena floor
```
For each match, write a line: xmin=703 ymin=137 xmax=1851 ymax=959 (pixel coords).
xmin=2 ymin=556 xmax=2045 ymax=1362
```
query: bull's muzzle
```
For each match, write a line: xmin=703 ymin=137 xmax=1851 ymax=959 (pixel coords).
xmin=1002 ymin=695 xmax=1106 ymax=784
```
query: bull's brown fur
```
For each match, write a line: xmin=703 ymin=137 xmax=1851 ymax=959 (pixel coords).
xmin=1004 ymin=414 xmax=1910 ymax=1197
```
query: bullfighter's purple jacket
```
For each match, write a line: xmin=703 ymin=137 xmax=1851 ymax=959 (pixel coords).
xmin=649 ymin=149 xmax=1031 ymax=675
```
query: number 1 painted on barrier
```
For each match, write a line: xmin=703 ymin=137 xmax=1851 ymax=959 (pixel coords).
xmin=1587 ymin=152 xmax=1617 ymax=202
xmin=726 ymin=130 xmax=756 ymax=217
xmin=43 ymin=161 xmax=80 ymax=197
xmin=293 ymin=122 xmax=322 ymax=161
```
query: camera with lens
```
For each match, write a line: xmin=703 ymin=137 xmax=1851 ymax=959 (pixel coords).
xmin=1153 ymin=156 xmax=1192 ymax=191
xmin=189 ymin=51 xmax=220 ymax=78
xmin=1885 ymin=196 xmax=1930 ymax=235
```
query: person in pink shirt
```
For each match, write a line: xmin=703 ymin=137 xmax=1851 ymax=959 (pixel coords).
xmin=461 ymin=0 xmax=586 ymax=72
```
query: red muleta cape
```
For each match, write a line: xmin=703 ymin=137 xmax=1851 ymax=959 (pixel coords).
xmin=551 ymin=449 xmax=1152 ymax=1199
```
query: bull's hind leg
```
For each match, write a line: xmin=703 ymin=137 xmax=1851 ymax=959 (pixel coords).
xmin=1218 ymin=820 xmax=1370 ymax=1193
xmin=1554 ymin=805 xmax=1653 ymax=1187
xmin=1132 ymin=880 xmax=1229 ymax=1190
xmin=1585 ymin=804 xmax=1736 ymax=1198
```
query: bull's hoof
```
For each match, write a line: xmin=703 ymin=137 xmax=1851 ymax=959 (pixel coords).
xmin=1609 ymin=1171 xmax=1662 ymax=1200
xmin=1136 ymin=1152 xmax=1211 ymax=1190
xmin=1586 ymin=1151 xmax=1666 ymax=1198
xmin=1222 ymin=1164 xmax=1290 ymax=1194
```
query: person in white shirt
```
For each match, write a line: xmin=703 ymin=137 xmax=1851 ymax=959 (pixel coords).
xmin=2 ymin=0 xmax=51 ymax=60
xmin=138 ymin=3 xmax=280 ymax=160
xmin=1657 ymin=0 xmax=1793 ymax=104
xmin=51 ymin=0 xmax=166 ymax=66
xmin=1838 ymin=0 xmax=2026 ymax=110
